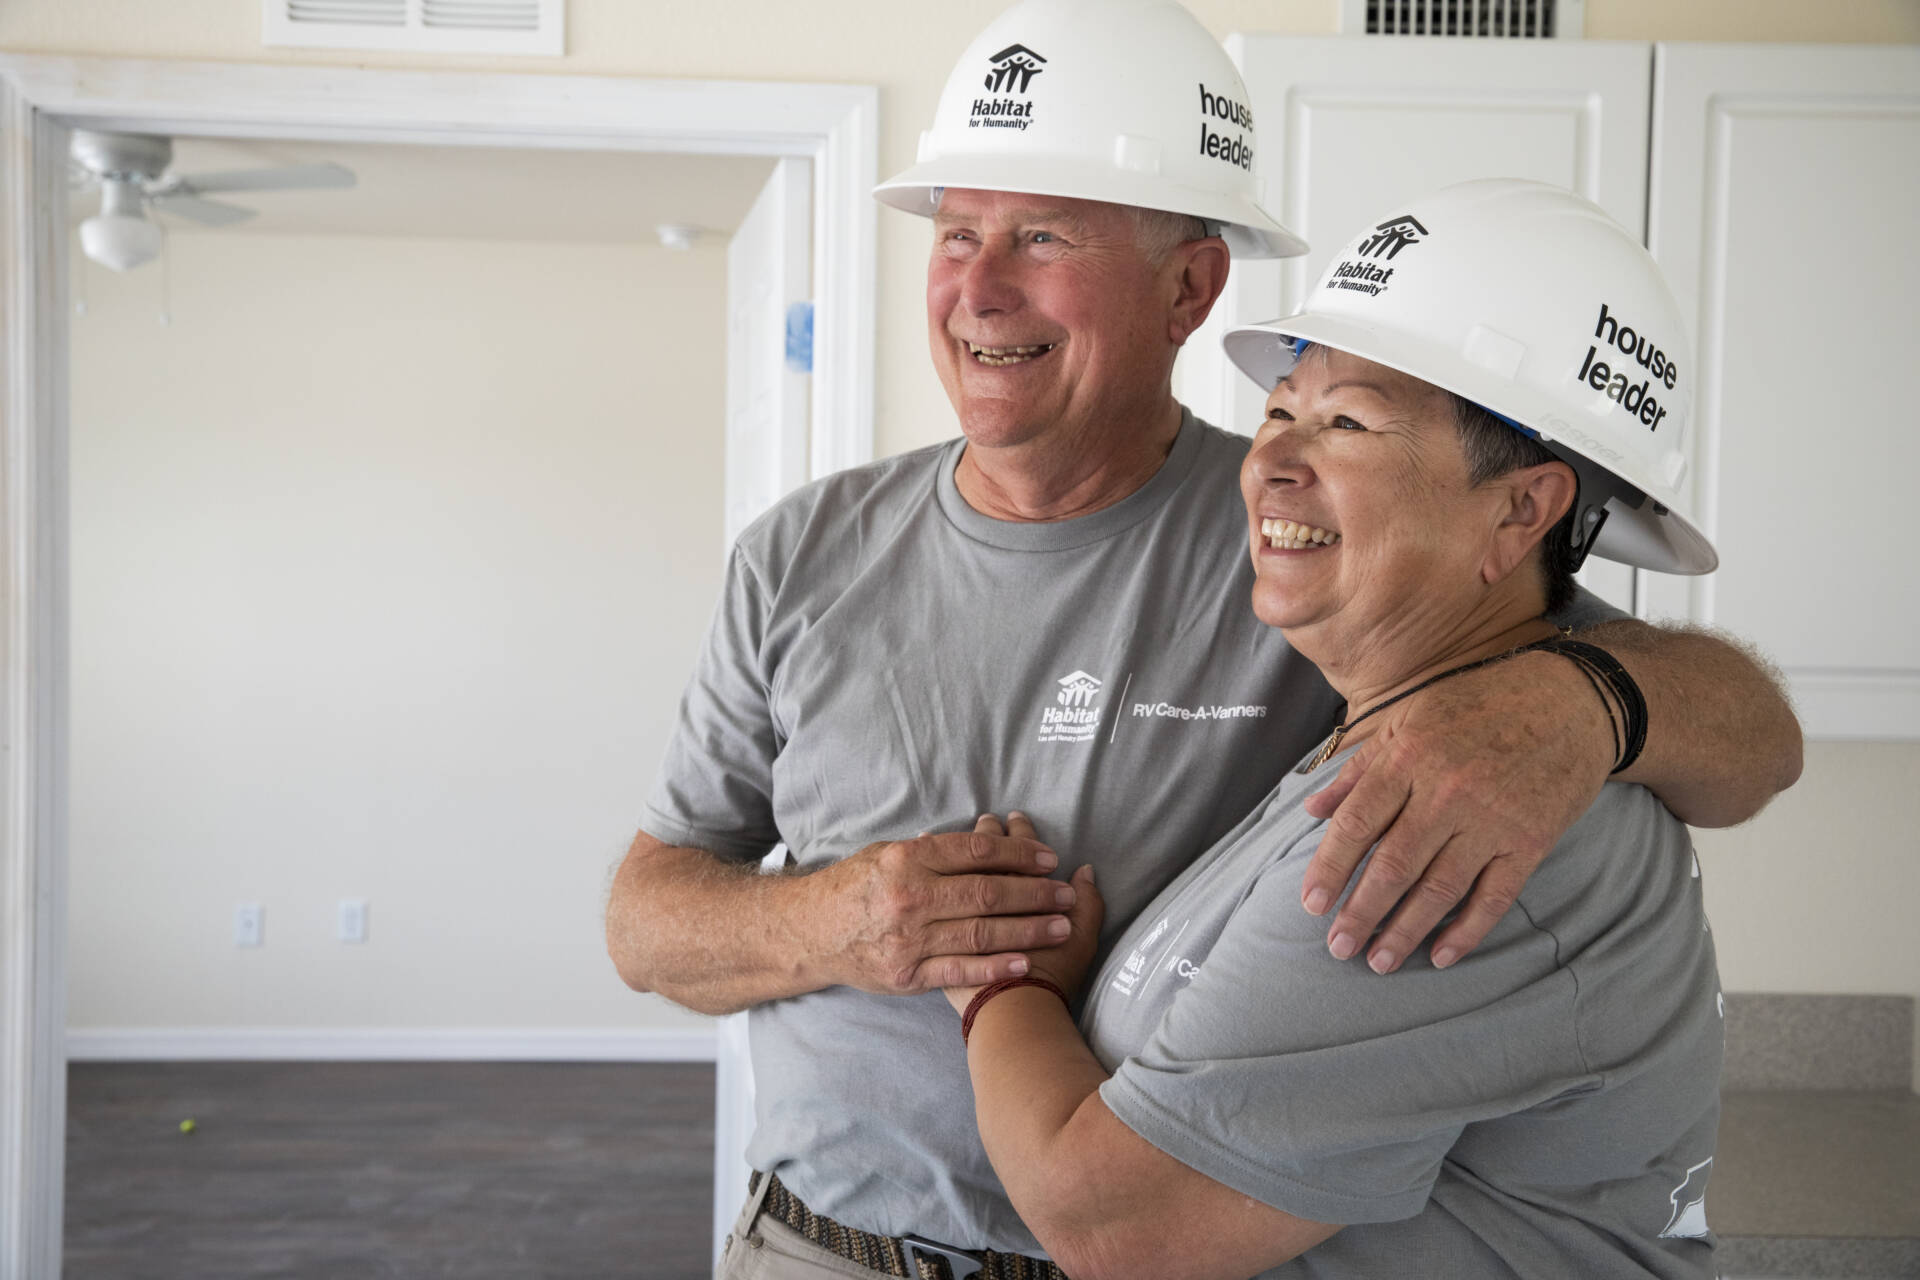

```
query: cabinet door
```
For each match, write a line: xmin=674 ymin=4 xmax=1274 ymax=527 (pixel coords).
xmin=1181 ymin=35 xmax=1653 ymax=607
xmin=1643 ymin=44 xmax=1920 ymax=738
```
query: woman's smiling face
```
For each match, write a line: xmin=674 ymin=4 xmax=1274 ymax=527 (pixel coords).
xmin=1239 ymin=347 xmax=1517 ymax=656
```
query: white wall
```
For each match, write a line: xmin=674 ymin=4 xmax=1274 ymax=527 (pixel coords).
xmin=67 ymin=229 xmax=722 ymax=1038
xmin=1695 ymin=741 xmax=1920 ymax=1089
xmin=18 ymin=1 xmax=1920 ymax=1069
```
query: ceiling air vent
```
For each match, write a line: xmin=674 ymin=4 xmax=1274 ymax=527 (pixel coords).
xmin=263 ymin=0 xmax=563 ymax=56
xmin=1339 ymin=0 xmax=1584 ymax=38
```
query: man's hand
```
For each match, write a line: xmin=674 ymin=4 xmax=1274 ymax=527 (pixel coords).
xmin=812 ymin=822 xmax=1078 ymax=996
xmin=1300 ymin=650 xmax=1612 ymax=975
xmin=945 ymin=812 xmax=1104 ymax=1014
xmin=606 ymin=825 xmax=1071 ymax=1014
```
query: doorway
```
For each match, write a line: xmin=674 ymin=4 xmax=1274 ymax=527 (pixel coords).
xmin=0 ymin=56 xmax=876 ymax=1275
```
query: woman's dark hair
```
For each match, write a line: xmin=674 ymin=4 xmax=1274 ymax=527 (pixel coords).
xmin=1447 ymin=394 xmax=1579 ymax=615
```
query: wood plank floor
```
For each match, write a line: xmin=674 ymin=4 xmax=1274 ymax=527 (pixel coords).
xmin=66 ymin=1061 xmax=716 ymax=1279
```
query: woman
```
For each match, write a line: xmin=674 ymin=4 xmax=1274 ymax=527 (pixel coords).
xmin=945 ymin=180 xmax=1727 ymax=1279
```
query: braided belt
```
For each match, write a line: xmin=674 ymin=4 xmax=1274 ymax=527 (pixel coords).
xmin=751 ymin=1171 xmax=1070 ymax=1280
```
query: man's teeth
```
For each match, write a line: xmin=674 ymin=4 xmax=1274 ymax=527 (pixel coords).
xmin=1261 ymin=517 xmax=1340 ymax=550
xmin=969 ymin=343 xmax=1054 ymax=366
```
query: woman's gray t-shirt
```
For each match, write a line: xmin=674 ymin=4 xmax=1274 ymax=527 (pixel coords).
xmin=1083 ymin=750 xmax=1724 ymax=1279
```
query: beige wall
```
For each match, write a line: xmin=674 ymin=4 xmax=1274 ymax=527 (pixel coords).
xmin=17 ymin=3 xmax=1920 ymax=1068
xmin=1696 ymin=742 xmax=1920 ymax=1089
xmin=67 ymin=229 xmax=722 ymax=1035
xmin=6 ymin=1 xmax=1916 ymax=463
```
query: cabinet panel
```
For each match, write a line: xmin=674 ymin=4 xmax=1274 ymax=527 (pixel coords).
xmin=1645 ymin=44 xmax=1920 ymax=738
xmin=1183 ymin=35 xmax=1651 ymax=607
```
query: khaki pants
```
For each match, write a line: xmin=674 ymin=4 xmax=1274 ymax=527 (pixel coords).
xmin=715 ymin=1172 xmax=891 ymax=1280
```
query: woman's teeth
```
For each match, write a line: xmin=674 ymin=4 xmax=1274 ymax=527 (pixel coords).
xmin=970 ymin=343 xmax=1054 ymax=366
xmin=1261 ymin=517 xmax=1340 ymax=550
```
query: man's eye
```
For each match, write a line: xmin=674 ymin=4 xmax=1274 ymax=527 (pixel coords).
xmin=1030 ymin=231 xmax=1058 ymax=244
xmin=1330 ymin=415 xmax=1367 ymax=432
xmin=1266 ymin=407 xmax=1293 ymax=421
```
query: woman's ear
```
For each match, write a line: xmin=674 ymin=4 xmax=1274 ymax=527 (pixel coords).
xmin=1481 ymin=461 xmax=1578 ymax=586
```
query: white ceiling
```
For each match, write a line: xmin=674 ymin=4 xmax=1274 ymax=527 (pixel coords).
xmin=68 ymin=135 xmax=779 ymax=247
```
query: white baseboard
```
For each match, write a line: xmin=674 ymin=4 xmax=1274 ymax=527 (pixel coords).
xmin=64 ymin=1026 xmax=718 ymax=1063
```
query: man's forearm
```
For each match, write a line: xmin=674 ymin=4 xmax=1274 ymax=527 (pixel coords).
xmin=605 ymin=826 xmax=1076 ymax=1015
xmin=605 ymin=833 xmax=828 ymax=1016
xmin=1579 ymin=618 xmax=1802 ymax=827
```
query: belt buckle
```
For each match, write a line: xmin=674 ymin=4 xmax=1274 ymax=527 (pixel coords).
xmin=898 ymin=1233 xmax=984 ymax=1280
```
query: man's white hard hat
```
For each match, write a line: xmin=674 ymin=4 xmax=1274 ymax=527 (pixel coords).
xmin=1225 ymin=178 xmax=1716 ymax=575
xmin=874 ymin=0 xmax=1307 ymax=259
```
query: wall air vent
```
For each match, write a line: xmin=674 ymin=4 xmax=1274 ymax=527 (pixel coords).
xmin=1339 ymin=0 xmax=1583 ymax=38
xmin=263 ymin=0 xmax=563 ymax=56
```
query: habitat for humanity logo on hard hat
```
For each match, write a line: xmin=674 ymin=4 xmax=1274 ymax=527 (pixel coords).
xmin=1326 ymin=214 xmax=1429 ymax=298
xmin=972 ymin=44 xmax=1046 ymax=131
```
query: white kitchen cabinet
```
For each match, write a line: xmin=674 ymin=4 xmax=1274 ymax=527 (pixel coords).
xmin=1642 ymin=44 xmax=1920 ymax=739
xmin=1192 ymin=35 xmax=1920 ymax=730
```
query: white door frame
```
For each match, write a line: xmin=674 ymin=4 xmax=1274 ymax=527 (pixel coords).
xmin=0 ymin=54 xmax=876 ymax=1278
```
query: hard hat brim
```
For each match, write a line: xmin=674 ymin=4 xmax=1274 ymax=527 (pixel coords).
xmin=874 ymin=155 xmax=1309 ymax=259
xmin=1225 ymin=314 xmax=1718 ymax=576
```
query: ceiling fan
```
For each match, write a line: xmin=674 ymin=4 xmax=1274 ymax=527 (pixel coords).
xmin=69 ymin=129 xmax=357 ymax=272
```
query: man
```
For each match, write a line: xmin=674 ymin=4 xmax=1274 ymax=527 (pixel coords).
xmin=606 ymin=0 xmax=1801 ymax=1273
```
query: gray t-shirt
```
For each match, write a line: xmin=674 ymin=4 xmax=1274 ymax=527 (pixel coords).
xmin=644 ymin=413 xmax=1344 ymax=1251
xmin=1083 ymin=748 xmax=1723 ymax=1279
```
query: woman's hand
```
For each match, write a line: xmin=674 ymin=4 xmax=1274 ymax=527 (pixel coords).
xmin=944 ymin=812 xmax=1105 ymax=1014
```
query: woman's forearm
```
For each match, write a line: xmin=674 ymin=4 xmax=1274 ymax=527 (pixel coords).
xmin=962 ymin=987 xmax=1339 ymax=1280
xmin=965 ymin=991 xmax=1110 ymax=1204
xmin=962 ymin=989 xmax=1127 ymax=1273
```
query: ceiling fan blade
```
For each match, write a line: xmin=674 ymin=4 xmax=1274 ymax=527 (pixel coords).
xmin=147 ymin=193 xmax=257 ymax=227
xmin=170 ymin=162 xmax=357 ymax=197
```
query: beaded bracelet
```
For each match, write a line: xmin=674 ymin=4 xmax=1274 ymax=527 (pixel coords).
xmin=960 ymin=976 xmax=1071 ymax=1044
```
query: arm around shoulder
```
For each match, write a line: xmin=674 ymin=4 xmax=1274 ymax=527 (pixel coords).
xmin=1579 ymin=617 xmax=1802 ymax=827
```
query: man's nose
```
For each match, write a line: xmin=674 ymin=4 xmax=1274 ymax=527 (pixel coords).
xmin=958 ymin=243 xmax=1023 ymax=315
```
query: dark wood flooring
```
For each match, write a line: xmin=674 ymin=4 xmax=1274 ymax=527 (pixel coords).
xmin=65 ymin=1061 xmax=716 ymax=1279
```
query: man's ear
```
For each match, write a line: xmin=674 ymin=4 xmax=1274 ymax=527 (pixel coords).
xmin=1168 ymin=237 xmax=1231 ymax=346
xmin=1482 ymin=460 xmax=1578 ymax=586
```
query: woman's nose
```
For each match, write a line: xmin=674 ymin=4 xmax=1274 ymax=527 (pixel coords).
xmin=1246 ymin=428 xmax=1312 ymax=486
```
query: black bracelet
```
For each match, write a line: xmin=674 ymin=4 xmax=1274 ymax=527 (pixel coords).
xmin=1532 ymin=638 xmax=1648 ymax=774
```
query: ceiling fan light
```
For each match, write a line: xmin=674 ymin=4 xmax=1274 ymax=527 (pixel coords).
xmin=80 ymin=214 xmax=164 ymax=272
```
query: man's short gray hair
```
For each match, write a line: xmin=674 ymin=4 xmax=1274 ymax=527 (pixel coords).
xmin=1130 ymin=207 xmax=1214 ymax=265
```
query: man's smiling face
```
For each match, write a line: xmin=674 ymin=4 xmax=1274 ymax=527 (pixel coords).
xmin=927 ymin=188 xmax=1184 ymax=455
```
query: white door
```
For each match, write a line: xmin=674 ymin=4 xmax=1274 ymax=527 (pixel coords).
xmin=1179 ymin=34 xmax=1652 ymax=609
xmin=1640 ymin=44 xmax=1920 ymax=738
xmin=716 ymin=154 xmax=813 ymax=1263
xmin=725 ymin=156 xmax=814 ymax=547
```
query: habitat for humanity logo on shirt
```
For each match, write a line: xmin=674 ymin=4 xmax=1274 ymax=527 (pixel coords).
xmin=1038 ymin=670 xmax=1105 ymax=743
xmin=1037 ymin=668 xmax=1270 ymax=745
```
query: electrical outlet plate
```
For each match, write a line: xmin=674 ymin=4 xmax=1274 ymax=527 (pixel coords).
xmin=234 ymin=903 xmax=263 ymax=947
xmin=337 ymin=898 xmax=368 ymax=943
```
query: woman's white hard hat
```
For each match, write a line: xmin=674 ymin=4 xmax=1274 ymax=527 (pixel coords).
xmin=1225 ymin=178 xmax=1716 ymax=575
xmin=874 ymin=0 xmax=1307 ymax=259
